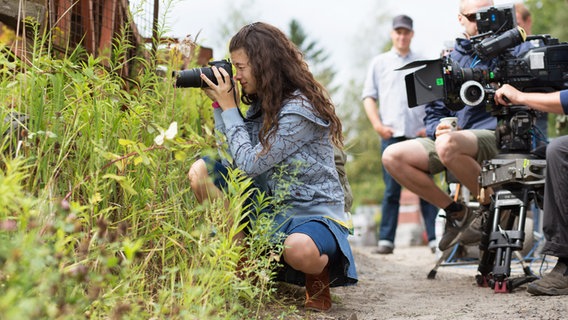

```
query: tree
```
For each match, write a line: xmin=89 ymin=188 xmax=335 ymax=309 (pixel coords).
xmin=526 ymin=0 xmax=568 ymax=42
xmin=336 ymin=8 xmax=392 ymax=207
xmin=339 ymin=79 xmax=385 ymax=206
xmin=287 ymin=19 xmax=337 ymax=96
xmin=216 ymin=0 xmax=259 ymax=56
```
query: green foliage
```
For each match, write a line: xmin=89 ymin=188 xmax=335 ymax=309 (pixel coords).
xmin=0 ymin=10 xmax=291 ymax=320
xmin=526 ymin=0 xmax=568 ymax=42
xmin=339 ymin=79 xmax=384 ymax=207
xmin=333 ymin=8 xmax=393 ymax=209
xmin=287 ymin=19 xmax=338 ymax=95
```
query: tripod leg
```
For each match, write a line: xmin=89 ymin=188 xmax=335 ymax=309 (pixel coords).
xmin=490 ymin=188 xmax=532 ymax=293
xmin=476 ymin=206 xmax=495 ymax=287
xmin=428 ymin=243 xmax=465 ymax=279
xmin=490 ymin=205 xmax=515 ymax=292
xmin=428 ymin=249 xmax=451 ymax=279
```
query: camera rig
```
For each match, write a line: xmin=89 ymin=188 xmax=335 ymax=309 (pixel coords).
xmin=401 ymin=7 xmax=568 ymax=112
xmin=400 ymin=32 xmax=568 ymax=153
xmin=399 ymin=4 xmax=568 ymax=155
xmin=402 ymin=4 xmax=568 ymax=292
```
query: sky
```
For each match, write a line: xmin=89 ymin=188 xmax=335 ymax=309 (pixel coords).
xmin=162 ymin=0 xmax=516 ymax=88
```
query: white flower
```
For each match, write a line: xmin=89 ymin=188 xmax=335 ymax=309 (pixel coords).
xmin=154 ymin=121 xmax=178 ymax=145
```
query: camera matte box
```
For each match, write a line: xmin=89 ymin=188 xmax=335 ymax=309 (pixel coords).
xmin=397 ymin=59 xmax=445 ymax=107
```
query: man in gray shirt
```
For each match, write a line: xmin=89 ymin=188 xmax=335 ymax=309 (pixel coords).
xmin=362 ymin=14 xmax=438 ymax=254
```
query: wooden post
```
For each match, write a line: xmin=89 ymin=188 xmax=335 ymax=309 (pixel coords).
xmin=151 ymin=0 xmax=159 ymax=58
xmin=80 ymin=0 xmax=95 ymax=54
xmin=99 ymin=0 xmax=117 ymax=65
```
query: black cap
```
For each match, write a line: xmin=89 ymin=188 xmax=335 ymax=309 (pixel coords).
xmin=392 ymin=14 xmax=413 ymax=31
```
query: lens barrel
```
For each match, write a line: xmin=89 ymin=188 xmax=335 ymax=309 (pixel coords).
xmin=173 ymin=60 xmax=233 ymax=88
xmin=174 ymin=67 xmax=215 ymax=88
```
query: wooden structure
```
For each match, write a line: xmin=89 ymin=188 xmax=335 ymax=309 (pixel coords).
xmin=1 ymin=0 xmax=145 ymax=78
xmin=0 ymin=0 xmax=214 ymax=78
xmin=50 ymin=0 xmax=142 ymax=59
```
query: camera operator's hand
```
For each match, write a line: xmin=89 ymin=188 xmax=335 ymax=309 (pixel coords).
xmin=494 ymin=84 xmax=520 ymax=106
xmin=495 ymin=84 xmax=565 ymax=114
xmin=200 ymin=66 xmax=239 ymax=111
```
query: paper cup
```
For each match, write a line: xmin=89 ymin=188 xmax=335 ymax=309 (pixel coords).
xmin=440 ymin=117 xmax=458 ymax=131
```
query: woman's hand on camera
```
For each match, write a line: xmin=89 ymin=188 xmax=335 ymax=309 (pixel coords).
xmin=201 ymin=87 xmax=216 ymax=101
xmin=200 ymin=66 xmax=238 ymax=111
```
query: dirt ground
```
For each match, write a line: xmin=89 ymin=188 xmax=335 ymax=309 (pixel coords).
xmin=282 ymin=244 xmax=567 ymax=320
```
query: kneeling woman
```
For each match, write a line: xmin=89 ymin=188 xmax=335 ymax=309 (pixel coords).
xmin=187 ymin=22 xmax=358 ymax=312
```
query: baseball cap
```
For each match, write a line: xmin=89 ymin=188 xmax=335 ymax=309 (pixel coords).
xmin=392 ymin=14 xmax=413 ymax=31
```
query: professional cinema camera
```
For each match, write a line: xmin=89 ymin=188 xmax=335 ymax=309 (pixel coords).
xmin=403 ymin=6 xmax=568 ymax=109
xmin=402 ymin=4 xmax=568 ymax=293
xmin=401 ymin=5 xmax=568 ymax=154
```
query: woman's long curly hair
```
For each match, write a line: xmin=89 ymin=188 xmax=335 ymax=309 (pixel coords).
xmin=229 ymin=22 xmax=343 ymax=152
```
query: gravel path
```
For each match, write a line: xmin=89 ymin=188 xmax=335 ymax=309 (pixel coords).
xmin=291 ymin=245 xmax=566 ymax=320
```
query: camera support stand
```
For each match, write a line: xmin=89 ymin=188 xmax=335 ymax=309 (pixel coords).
xmin=475 ymin=156 xmax=545 ymax=293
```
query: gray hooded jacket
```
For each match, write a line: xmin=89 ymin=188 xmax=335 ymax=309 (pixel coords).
xmin=213 ymin=93 xmax=349 ymax=226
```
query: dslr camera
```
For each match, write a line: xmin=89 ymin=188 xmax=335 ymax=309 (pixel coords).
xmin=400 ymin=4 xmax=568 ymax=153
xmin=173 ymin=59 xmax=233 ymax=88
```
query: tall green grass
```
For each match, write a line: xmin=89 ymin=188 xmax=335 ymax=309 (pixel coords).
xmin=0 ymin=12 xmax=291 ymax=320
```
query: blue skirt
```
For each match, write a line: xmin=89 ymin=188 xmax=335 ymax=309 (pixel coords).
xmin=203 ymin=156 xmax=358 ymax=287
xmin=272 ymin=214 xmax=358 ymax=287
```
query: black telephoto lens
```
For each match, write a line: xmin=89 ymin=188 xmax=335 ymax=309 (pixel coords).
xmin=173 ymin=60 xmax=232 ymax=88
xmin=173 ymin=68 xmax=214 ymax=88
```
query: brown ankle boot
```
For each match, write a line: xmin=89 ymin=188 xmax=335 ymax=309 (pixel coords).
xmin=304 ymin=267 xmax=331 ymax=311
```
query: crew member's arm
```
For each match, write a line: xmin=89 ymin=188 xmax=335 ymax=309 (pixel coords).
xmin=495 ymin=84 xmax=568 ymax=115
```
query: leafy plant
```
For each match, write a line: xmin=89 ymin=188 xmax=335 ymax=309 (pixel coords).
xmin=0 ymin=5 xmax=293 ymax=319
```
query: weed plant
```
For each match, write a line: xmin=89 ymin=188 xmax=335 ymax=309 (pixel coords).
xmin=0 ymin=11 xmax=292 ymax=320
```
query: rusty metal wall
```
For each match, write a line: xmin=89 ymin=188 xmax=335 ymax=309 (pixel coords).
xmin=50 ymin=0 xmax=129 ymax=56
